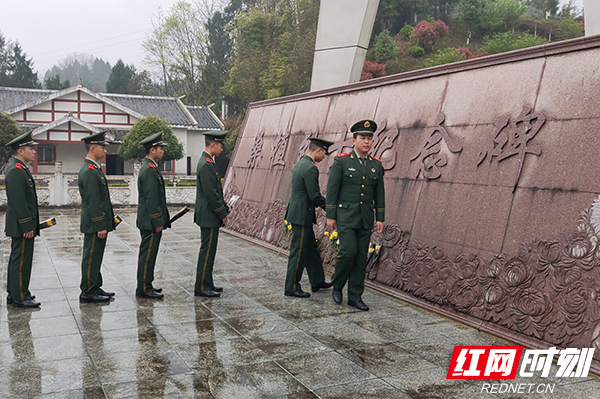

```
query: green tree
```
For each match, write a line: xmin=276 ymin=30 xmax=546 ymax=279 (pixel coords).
xmin=44 ymin=74 xmax=71 ymax=90
xmin=458 ymin=0 xmax=485 ymax=30
xmin=118 ymin=116 xmax=184 ymax=161
xmin=374 ymin=0 xmax=430 ymax=35
xmin=0 ymin=113 xmax=22 ymax=173
xmin=106 ymin=59 xmax=136 ymax=94
xmin=369 ymin=29 xmax=399 ymax=62
xmin=0 ymin=32 xmax=10 ymax=86
xmin=6 ymin=42 xmax=39 ymax=88
xmin=481 ymin=32 xmax=548 ymax=54
xmin=526 ymin=0 xmax=559 ymax=16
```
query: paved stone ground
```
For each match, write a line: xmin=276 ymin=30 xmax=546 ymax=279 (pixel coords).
xmin=1 ymin=208 xmax=599 ymax=399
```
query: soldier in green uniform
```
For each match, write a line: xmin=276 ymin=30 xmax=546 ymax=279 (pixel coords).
xmin=4 ymin=131 xmax=41 ymax=308
xmin=78 ymin=131 xmax=116 ymax=303
xmin=136 ymin=132 xmax=170 ymax=299
xmin=284 ymin=137 xmax=334 ymax=298
xmin=326 ymin=120 xmax=385 ymax=311
xmin=194 ymin=131 xmax=230 ymax=297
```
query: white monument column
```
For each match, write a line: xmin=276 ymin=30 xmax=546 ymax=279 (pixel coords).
xmin=584 ymin=0 xmax=600 ymax=36
xmin=310 ymin=0 xmax=380 ymax=91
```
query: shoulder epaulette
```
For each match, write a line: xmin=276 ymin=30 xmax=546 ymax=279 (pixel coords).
xmin=15 ymin=162 xmax=22 ymax=169
xmin=370 ymin=155 xmax=382 ymax=162
xmin=206 ymin=157 xmax=212 ymax=164
xmin=337 ymin=152 xmax=350 ymax=158
xmin=88 ymin=164 xmax=95 ymax=170
xmin=149 ymin=162 xmax=155 ymax=168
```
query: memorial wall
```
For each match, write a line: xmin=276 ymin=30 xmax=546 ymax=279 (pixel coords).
xmin=223 ymin=35 xmax=600 ymax=371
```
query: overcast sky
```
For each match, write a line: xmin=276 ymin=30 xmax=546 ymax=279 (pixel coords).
xmin=0 ymin=0 xmax=587 ymax=78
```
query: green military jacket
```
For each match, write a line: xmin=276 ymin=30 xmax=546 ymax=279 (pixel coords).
xmin=137 ymin=157 xmax=170 ymax=231
xmin=285 ymin=155 xmax=325 ymax=226
xmin=326 ymin=150 xmax=385 ymax=230
xmin=4 ymin=158 xmax=39 ymax=238
xmin=194 ymin=151 xmax=229 ymax=228
xmin=78 ymin=158 xmax=115 ymax=234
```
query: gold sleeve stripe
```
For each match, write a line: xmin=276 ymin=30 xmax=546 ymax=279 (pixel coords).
xmin=150 ymin=212 xmax=163 ymax=218
xmin=91 ymin=216 xmax=105 ymax=221
xmin=18 ymin=217 xmax=32 ymax=223
xmin=325 ymin=205 xmax=336 ymax=208
xmin=214 ymin=205 xmax=226 ymax=212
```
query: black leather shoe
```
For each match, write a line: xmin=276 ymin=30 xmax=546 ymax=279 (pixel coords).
xmin=152 ymin=287 xmax=163 ymax=293
xmin=98 ymin=288 xmax=115 ymax=297
xmin=136 ymin=291 xmax=164 ymax=299
xmin=79 ymin=294 xmax=110 ymax=303
xmin=348 ymin=300 xmax=369 ymax=311
xmin=212 ymin=286 xmax=223 ymax=292
xmin=12 ymin=299 xmax=41 ymax=308
xmin=311 ymin=282 xmax=333 ymax=292
xmin=195 ymin=290 xmax=220 ymax=297
xmin=284 ymin=290 xmax=311 ymax=298
xmin=7 ymin=295 xmax=36 ymax=304
xmin=332 ymin=288 xmax=343 ymax=304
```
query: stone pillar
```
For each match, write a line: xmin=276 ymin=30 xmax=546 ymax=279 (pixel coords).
xmin=54 ymin=161 xmax=63 ymax=206
xmin=310 ymin=0 xmax=380 ymax=91
xmin=584 ymin=0 xmax=600 ymax=36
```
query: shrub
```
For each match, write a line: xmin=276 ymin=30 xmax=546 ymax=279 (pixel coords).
xmin=360 ymin=60 xmax=386 ymax=81
xmin=411 ymin=19 xmax=449 ymax=51
xmin=424 ymin=48 xmax=466 ymax=68
xmin=369 ymin=29 xmax=399 ymax=62
xmin=481 ymin=32 xmax=548 ymax=55
xmin=407 ymin=45 xmax=425 ymax=58
xmin=399 ymin=25 xmax=414 ymax=40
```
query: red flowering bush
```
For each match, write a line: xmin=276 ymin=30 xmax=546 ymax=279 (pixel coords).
xmin=411 ymin=19 xmax=449 ymax=52
xmin=360 ymin=60 xmax=386 ymax=81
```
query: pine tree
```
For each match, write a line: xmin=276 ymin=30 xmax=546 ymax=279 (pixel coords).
xmin=106 ymin=59 xmax=136 ymax=94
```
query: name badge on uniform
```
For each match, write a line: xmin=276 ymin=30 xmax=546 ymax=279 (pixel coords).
xmin=348 ymin=167 xmax=356 ymax=171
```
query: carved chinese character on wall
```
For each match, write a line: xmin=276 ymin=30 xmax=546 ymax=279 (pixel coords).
xmin=477 ymin=106 xmax=546 ymax=192
xmin=247 ymin=129 xmax=265 ymax=169
xmin=372 ymin=120 xmax=399 ymax=170
xmin=297 ymin=132 xmax=312 ymax=159
xmin=410 ymin=113 xmax=463 ymax=180
xmin=269 ymin=129 xmax=290 ymax=167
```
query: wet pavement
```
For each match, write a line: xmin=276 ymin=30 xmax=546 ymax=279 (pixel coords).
xmin=1 ymin=208 xmax=599 ymax=398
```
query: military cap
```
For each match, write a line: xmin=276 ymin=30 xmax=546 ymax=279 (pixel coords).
xmin=204 ymin=130 xmax=228 ymax=142
xmin=140 ymin=131 xmax=168 ymax=149
xmin=80 ymin=130 xmax=112 ymax=145
xmin=308 ymin=137 xmax=334 ymax=155
xmin=6 ymin=130 xmax=38 ymax=150
xmin=350 ymin=119 xmax=377 ymax=136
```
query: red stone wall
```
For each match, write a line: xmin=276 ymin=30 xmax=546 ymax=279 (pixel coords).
xmin=223 ymin=35 xmax=600 ymax=371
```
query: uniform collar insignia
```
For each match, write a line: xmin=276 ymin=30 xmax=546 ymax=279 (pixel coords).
xmin=16 ymin=162 xmax=23 ymax=169
xmin=88 ymin=163 xmax=95 ymax=169
xmin=149 ymin=162 xmax=155 ymax=168
xmin=348 ymin=167 xmax=356 ymax=171
xmin=206 ymin=157 xmax=212 ymax=163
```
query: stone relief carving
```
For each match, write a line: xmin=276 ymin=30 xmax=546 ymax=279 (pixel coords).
xmin=410 ymin=113 xmax=463 ymax=180
xmin=297 ymin=132 xmax=313 ymax=160
xmin=223 ymin=174 xmax=600 ymax=362
xmin=269 ymin=129 xmax=290 ymax=168
xmin=477 ymin=106 xmax=546 ymax=192
xmin=371 ymin=120 xmax=399 ymax=170
xmin=247 ymin=129 xmax=265 ymax=169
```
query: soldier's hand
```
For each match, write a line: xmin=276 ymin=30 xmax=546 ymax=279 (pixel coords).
xmin=327 ymin=218 xmax=336 ymax=231
xmin=375 ymin=221 xmax=384 ymax=234
xmin=222 ymin=216 xmax=227 ymax=226
xmin=23 ymin=230 xmax=34 ymax=239
xmin=97 ymin=230 xmax=108 ymax=239
xmin=154 ymin=226 xmax=164 ymax=233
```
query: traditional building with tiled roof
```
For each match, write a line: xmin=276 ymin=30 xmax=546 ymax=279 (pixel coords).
xmin=0 ymin=85 xmax=223 ymax=175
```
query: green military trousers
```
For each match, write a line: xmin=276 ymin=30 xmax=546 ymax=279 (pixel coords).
xmin=137 ymin=230 xmax=163 ymax=295
xmin=195 ymin=227 xmax=219 ymax=292
xmin=331 ymin=225 xmax=371 ymax=301
xmin=285 ymin=224 xmax=326 ymax=293
xmin=7 ymin=237 xmax=35 ymax=302
xmin=80 ymin=233 xmax=107 ymax=296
